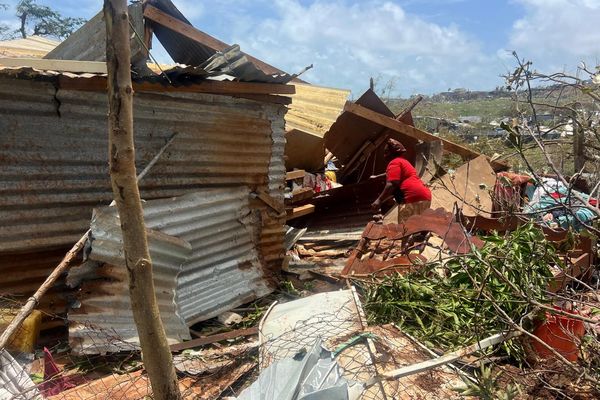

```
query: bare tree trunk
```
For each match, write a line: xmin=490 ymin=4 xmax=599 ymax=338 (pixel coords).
xmin=103 ymin=1 xmax=181 ymax=399
xmin=573 ymin=112 xmax=585 ymax=173
xmin=19 ymin=12 xmax=27 ymax=38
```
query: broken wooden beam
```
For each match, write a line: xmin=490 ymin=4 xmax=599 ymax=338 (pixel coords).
xmin=170 ymin=327 xmax=258 ymax=353
xmin=343 ymin=101 xmax=508 ymax=171
xmin=286 ymin=204 xmax=315 ymax=221
xmin=286 ymin=169 xmax=306 ymax=181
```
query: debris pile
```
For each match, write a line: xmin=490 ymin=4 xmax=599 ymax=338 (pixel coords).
xmin=1 ymin=0 xmax=599 ymax=398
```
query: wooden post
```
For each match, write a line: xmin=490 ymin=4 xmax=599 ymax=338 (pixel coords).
xmin=104 ymin=1 xmax=181 ymax=399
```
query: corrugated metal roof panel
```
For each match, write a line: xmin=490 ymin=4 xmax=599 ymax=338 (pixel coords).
xmin=286 ymin=84 xmax=350 ymax=138
xmin=69 ymin=188 xmax=274 ymax=353
xmin=199 ymin=45 xmax=294 ymax=84
xmin=0 ymin=36 xmax=59 ymax=58
xmin=44 ymin=3 xmax=145 ymax=64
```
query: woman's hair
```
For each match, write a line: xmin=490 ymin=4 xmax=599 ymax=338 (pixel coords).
xmin=385 ymin=138 xmax=407 ymax=156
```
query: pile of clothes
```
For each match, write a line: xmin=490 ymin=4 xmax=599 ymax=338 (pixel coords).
xmin=524 ymin=177 xmax=597 ymax=230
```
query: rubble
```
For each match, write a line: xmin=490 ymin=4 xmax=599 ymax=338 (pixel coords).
xmin=0 ymin=0 xmax=598 ymax=398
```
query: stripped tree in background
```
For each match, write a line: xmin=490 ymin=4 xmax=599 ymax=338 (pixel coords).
xmin=15 ymin=0 xmax=85 ymax=39
xmin=502 ymin=53 xmax=600 ymax=235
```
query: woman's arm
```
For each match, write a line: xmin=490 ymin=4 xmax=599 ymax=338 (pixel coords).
xmin=371 ymin=180 xmax=399 ymax=211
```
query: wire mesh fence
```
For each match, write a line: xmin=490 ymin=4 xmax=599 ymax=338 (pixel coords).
xmin=0 ymin=294 xmax=260 ymax=400
xmin=2 ymin=277 xmax=600 ymax=399
xmin=257 ymin=298 xmax=466 ymax=400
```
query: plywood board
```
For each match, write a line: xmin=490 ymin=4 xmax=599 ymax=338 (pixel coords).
xmin=285 ymin=129 xmax=325 ymax=171
xmin=430 ymin=155 xmax=495 ymax=217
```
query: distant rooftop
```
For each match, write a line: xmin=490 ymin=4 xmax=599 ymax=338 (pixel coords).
xmin=0 ymin=35 xmax=59 ymax=58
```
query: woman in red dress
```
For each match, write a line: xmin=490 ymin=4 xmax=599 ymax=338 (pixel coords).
xmin=371 ymin=138 xmax=431 ymax=223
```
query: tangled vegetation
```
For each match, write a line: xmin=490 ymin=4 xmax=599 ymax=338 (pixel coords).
xmin=364 ymin=223 xmax=560 ymax=361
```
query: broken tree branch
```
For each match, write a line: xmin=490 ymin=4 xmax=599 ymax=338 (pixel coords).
xmin=366 ymin=331 xmax=519 ymax=387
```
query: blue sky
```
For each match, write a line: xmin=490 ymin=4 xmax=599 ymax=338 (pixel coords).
xmin=2 ymin=0 xmax=600 ymax=97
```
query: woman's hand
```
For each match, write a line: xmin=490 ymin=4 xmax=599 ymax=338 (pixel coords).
xmin=371 ymin=198 xmax=382 ymax=211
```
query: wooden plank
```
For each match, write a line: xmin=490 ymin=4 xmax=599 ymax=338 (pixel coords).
xmin=170 ymin=327 xmax=258 ymax=353
xmin=343 ymin=101 xmax=508 ymax=171
xmin=548 ymin=253 xmax=591 ymax=293
xmin=287 ymin=187 xmax=314 ymax=204
xmin=286 ymin=204 xmax=315 ymax=220
xmin=57 ymin=75 xmax=296 ymax=95
xmin=286 ymin=169 xmax=306 ymax=180
xmin=0 ymin=58 xmax=107 ymax=73
xmin=143 ymin=4 xmax=290 ymax=78
xmin=256 ymin=190 xmax=285 ymax=213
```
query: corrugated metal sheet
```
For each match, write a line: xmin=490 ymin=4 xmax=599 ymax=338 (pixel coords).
xmin=0 ymin=36 xmax=59 ymax=58
xmin=199 ymin=44 xmax=294 ymax=84
xmin=285 ymin=84 xmax=350 ymax=138
xmin=44 ymin=3 xmax=145 ymax=64
xmin=68 ymin=205 xmax=191 ymax=354
xmin=0 ymin=77 xmax=282 ymax=252
xmin=284 ymin=84 xmax=349 ymax=171
xmin=0 ymin=75 xmax=286 ymax=332
xmin=69 ymin=188 xmax=274 ymax=353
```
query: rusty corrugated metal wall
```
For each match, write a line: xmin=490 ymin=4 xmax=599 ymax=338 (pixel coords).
xmin=0 ymin=75 xmax=286 ymax=330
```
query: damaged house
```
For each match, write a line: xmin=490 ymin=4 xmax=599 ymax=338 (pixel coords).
xmin=0 ymin=0 xmax=350 ymax=354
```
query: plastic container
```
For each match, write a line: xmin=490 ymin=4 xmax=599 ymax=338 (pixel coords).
xmin=0 ymin=308 xmax=42 ymax=353
xmin=532 ymin=310 xmax=585 ymax=362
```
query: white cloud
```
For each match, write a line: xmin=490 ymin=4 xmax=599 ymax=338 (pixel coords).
xmin=509 ymin=0 xmax=600 ymax=72
xmin=199 ymin=0 xmax=504 ymax=96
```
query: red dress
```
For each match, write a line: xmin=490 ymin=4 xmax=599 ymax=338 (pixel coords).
xmin=386 ymin=157 xmax=431 ymax=203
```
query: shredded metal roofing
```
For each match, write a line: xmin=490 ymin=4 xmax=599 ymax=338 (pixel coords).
xmin=1 ymin=44 xmax=295 ymax=85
